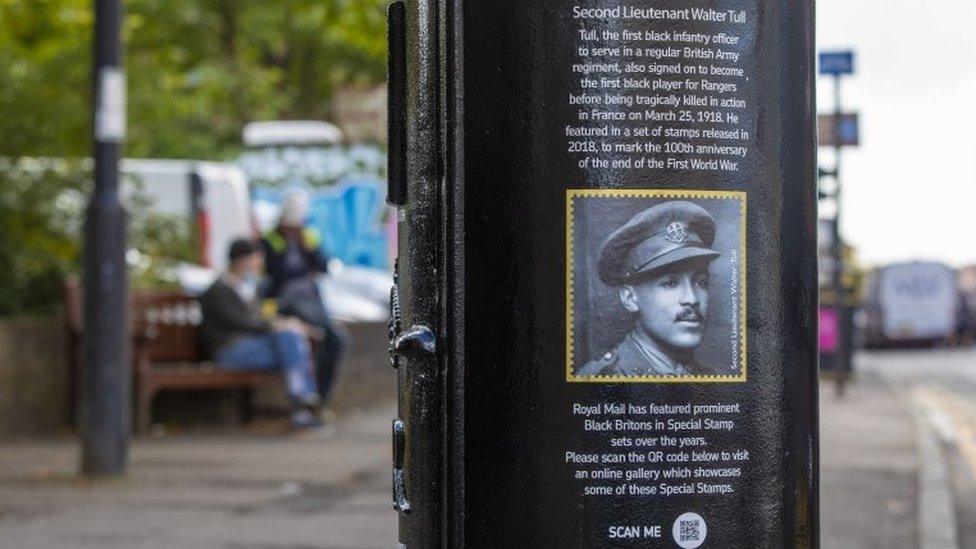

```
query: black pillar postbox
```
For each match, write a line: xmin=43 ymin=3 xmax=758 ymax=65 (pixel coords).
xmin=387 ymin=1 xmax=818 ymax=547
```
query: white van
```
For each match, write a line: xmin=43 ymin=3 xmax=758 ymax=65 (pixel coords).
xmin=863 ymin=261 xmax=959 ymax=347
xmin=121 ymin=159 xmax=254 ymax=271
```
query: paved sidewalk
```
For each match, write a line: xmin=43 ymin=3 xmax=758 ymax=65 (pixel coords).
xmin=0 ymin=405 xmax=397 ymax=549
xmin=0 ymin=372 xmax=930 ymax=548
xmin=820 ymin=369 xmax=918 ymax=549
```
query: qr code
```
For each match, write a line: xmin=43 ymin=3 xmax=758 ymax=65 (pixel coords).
xmin=679 ymin=519 xmax=701 ymax=542
xmin=673 ymin=512 xmax=706 ymax=548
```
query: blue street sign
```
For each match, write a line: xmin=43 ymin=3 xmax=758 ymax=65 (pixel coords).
xmin=838 ymin=116 xmax=858 ymax=143
xmin=819 ymin=51 xmax=854 ymax=75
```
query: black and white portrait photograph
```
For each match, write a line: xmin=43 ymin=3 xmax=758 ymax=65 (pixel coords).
xmin=566 ymin=190 xmax=746 ymax=382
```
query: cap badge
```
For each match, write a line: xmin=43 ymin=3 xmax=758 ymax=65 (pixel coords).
xmin=665 ymin=222 xmax=688 ymax=243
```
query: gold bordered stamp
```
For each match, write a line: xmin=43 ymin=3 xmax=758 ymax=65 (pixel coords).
xmin=566 ymin=189 xmax=747 ymax=383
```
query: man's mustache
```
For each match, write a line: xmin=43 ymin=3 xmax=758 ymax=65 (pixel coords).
xmin=675 ymin=308 xmax=703 ymax=322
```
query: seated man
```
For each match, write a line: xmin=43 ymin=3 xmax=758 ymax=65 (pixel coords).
xmin=200 ymin=238 xmax=321 ymax=430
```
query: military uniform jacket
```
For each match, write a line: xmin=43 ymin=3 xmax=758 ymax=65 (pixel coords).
xmin=578 ymin=331 xmax=700 ymax=377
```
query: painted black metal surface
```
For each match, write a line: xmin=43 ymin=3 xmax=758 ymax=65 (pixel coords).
xmin=391 ymin=1 xmax=818 ymax=547
xmin=387 ymin=1 xmax=408 ymax=206
xmin=389 ymin=0 xmax=442 ymax=546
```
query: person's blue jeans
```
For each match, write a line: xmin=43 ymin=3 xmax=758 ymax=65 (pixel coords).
xmin=277 ymin=277 xmax=350 ymax=404
xmin=214 ymin=330 xmax=317 ymax=403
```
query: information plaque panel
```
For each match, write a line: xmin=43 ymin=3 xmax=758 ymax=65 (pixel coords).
xmin=391 ymin=1 xmax=817 ymax=547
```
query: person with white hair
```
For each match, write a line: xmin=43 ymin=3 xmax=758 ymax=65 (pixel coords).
xmin=260 ymin=187 xmax=349 ymax=419
xmin=261 ymin=187 xmax=326 ymax=293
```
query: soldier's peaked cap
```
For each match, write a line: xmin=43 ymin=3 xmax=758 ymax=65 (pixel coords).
xmin=598 ymin=200 xmax=720 ymax=284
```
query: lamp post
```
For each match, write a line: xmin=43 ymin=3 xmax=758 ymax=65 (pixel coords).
xmin=817 ymin=50 xmax=857 ymax=395
xmin=81 ymin=0 xmax=129 ymax=477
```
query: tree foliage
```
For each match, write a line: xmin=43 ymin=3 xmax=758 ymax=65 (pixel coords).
xmin=0 ymin=161 xmax=197 ymax=315
xmin=0 ymin=161 xmax=88 ymax=315
xmin=0 ymin=0 xmax=389 ymax=159
xmin=0 ymin=0 xmax=92 ymax=157
xmin=0 ymin=0 xmax=389 ymax=315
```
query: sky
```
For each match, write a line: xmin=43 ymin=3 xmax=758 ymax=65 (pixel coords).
xmin=817 ymin=0 xmax=976 ymax=267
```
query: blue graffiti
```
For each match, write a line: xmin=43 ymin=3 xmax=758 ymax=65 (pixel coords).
xmin=253 ymin=178 xmax=391 ymax=269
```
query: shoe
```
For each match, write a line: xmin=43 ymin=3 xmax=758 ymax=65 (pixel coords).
xmin=296 ymin=393 xmax=322 ymax=409
xmin=291 ymin=409 xmax=323 ymax=430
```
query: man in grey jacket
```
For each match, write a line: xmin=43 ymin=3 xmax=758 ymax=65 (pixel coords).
xmin=200 ymin=238 xmax=321 ymax=429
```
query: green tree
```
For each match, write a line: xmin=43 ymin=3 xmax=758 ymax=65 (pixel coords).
xmin=0 ymin=0 xmax=389 ymax=315
xmin=0 ymin=0 xmax=389 ymax=159
xmin=0 ymin=0 xmax=92 ymax=157
xmin=0 ymin=161 xmax=197 ymax=315
xmin=0 ymin=160 xmax=87 ymax=315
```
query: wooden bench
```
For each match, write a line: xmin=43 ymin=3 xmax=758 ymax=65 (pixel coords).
xmin=64 ymin=279 xmax=279 ymax=433
xmin=63 ymin=275 xmax=84 ymax=428
xmin=132 ymin=292 xmax=279 ymax=433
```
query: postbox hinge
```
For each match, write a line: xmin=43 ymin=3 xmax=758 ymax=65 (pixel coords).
xmin=388 ymin=284 xmax=403 ymax=369
xmin=391 ymin=419 xmax=411 ymax=514
xmin=393 ymin=468 xmax=412 ymax=514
